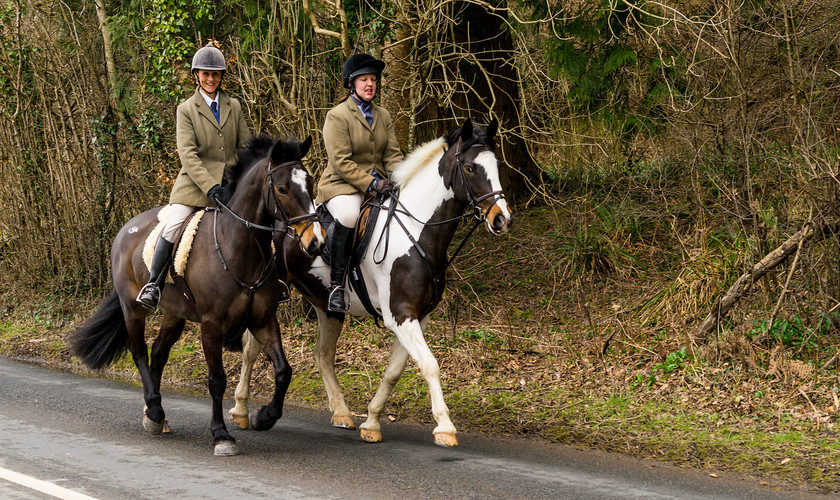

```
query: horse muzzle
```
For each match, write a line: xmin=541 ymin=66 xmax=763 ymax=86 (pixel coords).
xmin=296 ymin=220 xmax=326 ymax=257
xmin=484 ymin=201 xmax=513 ymax=235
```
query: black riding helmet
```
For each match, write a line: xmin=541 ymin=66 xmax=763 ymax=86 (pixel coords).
xmin=342 ymin=53 xmax=385 ymax=89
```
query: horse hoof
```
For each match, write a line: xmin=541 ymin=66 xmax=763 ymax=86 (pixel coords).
xmin=230 ymin=412 xmax=250 ymax=430
xmin=360 ymin=428 xmax=382 ymax=443
xmin=434 ymin=432 xmax=459 ymax=447
xmin=214 ymin=440 xmax=239 ymax=457
xmin=331 ymin=415 xmax=356 ymax=430
xmin=142 ymin=415 xmax=170 ymax=435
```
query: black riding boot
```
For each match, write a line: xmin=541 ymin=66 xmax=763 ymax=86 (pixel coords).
xmin=136 ymin=236 xmax=175 ymax=310
xmin=327 ymin=223 xmax=354 ymax=312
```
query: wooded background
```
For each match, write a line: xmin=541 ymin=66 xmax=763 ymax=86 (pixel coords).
xmin=1 ymin=0 xmax=839 ymax=341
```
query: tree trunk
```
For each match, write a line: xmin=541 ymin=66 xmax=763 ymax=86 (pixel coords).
xmin=93 ymin=0 xmax=118 ymax=109
xmin=381 ymin=13 xmax=412 ymax=152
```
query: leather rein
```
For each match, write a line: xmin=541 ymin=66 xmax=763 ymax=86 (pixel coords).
xmin=372 ymin=139 xmax=505 ymax=280
xmin=212 ymin=159 xmax=318 ymax=293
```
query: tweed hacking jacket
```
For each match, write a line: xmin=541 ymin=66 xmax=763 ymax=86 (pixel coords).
xmin=170 ymin=88 xmax=251 ymax=207
xmin=316 ymin=97 xmax=403 ymax=204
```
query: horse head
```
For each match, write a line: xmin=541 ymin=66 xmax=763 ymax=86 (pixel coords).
xmin=445 ymin=118 xmax=513 ymax=235
xmin=265 ymin=136 xmax=325 ymax=256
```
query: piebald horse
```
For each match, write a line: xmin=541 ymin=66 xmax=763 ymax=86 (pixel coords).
xmin=231 ymin=119 xmax=513 ymax=446
xmin=70 ymin=136 xmax=324 ymax=456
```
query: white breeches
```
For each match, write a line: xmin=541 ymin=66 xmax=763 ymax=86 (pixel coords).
xmin=161 ymin=204 xmax=197 ymax=243
xmin=326 ymin=193 xmax=364 ymax=228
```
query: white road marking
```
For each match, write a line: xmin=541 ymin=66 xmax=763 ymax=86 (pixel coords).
xmin=0 ymin=466 xmax=97 ymax=500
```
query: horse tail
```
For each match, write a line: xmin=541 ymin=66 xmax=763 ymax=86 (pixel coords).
xmin=69 ymin=291 xmax=129 ymax=370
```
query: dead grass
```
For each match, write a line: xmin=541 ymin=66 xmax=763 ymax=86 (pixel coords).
xmin=1 ymin=202 xmax=839 ymax=495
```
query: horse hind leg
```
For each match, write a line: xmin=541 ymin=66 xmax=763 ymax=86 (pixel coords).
xmin=229 ymin=329 xmax=262 ymax=430
xmin=143 ymin=313 xmax=186 ymax=434
xmin=313 ymin=307 xmax=355 ymax=430
xmin=122 ymin=310 xmax=168 ymax=435
xmin=359 ymin=339 xmax=409 ymax=443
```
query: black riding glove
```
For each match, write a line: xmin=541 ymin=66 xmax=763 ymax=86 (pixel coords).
xmin=207 ymin=184 xmax=224 ymax=206
xmin=369 ymin=178 xmax=394 ymax=194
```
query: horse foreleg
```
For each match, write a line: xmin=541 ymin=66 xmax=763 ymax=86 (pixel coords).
xmin=313 ymin=307 xmax=355 ymax=429
xmin=388 ymin=317 xmax=458 ymax=447
xmin=229 ymin=330 xmax=262 ymax=430
xmin=247 ymin=319 xmax=291 ymax=431
xmin=201 ymin=320 xmax=237 ymax=456
xmin=359 ymin=339 xmax=409 ymax=443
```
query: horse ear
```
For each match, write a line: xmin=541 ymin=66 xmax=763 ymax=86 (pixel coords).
xmin=460 ymin=117 xmax=473 ymax=140
xmin=487 ymin=118 xmax=498 ymax=139
xmin=300 ymin=136 xmax=312 ymax=158
xmin=269 ymin=140 xmax=286 ymax=165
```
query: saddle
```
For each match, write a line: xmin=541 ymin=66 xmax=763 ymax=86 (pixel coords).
xmin=143 ymin=206 xmax=205 ymax=302
xmin=318 ymin=194 xmax=388 ymax=320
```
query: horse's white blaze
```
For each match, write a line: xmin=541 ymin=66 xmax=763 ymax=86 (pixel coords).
xmin=291 ymin=168 xmax=308 ymax=194
xmin=474 ymin=150 xmax=513 ymax=227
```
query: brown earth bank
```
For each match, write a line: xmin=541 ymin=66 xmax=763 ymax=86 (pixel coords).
xmin=1 ymin=204 xmax=839 ymax=494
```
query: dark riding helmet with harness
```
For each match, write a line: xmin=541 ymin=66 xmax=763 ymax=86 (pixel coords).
xmin=342 ymin=53 xmax=385 ymax=102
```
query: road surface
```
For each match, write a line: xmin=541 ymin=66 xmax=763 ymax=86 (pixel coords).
xmin=0 ymin=357 xmax=829 ymax=499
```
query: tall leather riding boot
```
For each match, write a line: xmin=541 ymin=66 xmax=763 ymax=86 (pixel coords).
xmin=136 ymin=236 xmax=175 ymax=310
xmin=327 ymin=223 xmax=354 ymax=312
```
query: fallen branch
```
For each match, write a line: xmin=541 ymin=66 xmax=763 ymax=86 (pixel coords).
xmin=694 ymin=219 xmax=839 ymax=343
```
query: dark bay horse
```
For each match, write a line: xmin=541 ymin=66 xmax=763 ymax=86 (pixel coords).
xmin=230 ymin=119 xmax=513 ymax=446
xmin=70 ymin=135 xmax=324 ymax=456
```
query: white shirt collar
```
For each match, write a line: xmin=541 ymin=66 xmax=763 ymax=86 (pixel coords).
xmin=199 ymin=90 xmax=219 ymax=109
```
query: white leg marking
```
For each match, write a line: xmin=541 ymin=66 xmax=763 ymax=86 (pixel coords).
xmin=313 ymin=307 xmax=355 ymax=429
xmin=369 ymin=316 xmax=457 ymax=441
xmin=229 ymin=330 xmax=261 ymax=429
xmin=360 ymin=339 xmax=409 ymax=441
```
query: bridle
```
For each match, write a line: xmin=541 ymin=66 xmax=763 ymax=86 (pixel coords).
xmin=371 ymin=137 xmax=506 ymax=278
xmin=213 ymin=158 xmax=318 ymax=293
xmin=453 ymin=139 xmax=506 ymax=223
xmin=213 ymin=159 xmax=319 ymax=236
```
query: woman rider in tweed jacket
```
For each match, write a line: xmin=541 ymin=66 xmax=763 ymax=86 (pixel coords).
xmin=136 ymin=42 xmax=251 ymax=309
xmin=316 ymin=53 xmax=403 ymax=312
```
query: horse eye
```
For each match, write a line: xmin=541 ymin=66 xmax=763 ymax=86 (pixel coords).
xmin=277 ymin=186 xmax=287 ymax=195
xmin=465 ymin=164 xmax=475 ymax=173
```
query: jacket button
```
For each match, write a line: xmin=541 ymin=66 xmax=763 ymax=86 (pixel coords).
xmin=369 ymin=136 xmax=375 ymax=142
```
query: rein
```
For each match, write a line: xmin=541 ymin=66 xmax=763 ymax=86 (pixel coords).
xmin=371 ymin=139 xmax=505 ymax=279
xmin=213 ymin=158 xmax=318 ymax=294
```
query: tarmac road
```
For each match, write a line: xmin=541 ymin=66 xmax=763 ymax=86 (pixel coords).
xmin=0 ymin=356 xmax=831 ymax=500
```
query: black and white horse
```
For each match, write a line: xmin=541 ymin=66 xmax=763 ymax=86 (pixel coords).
xmin=231 ymin=119 xmax=513 ymax=446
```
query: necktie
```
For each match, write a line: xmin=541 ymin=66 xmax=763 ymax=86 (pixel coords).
xmin=360 ymin=102 xmax=373 ymax=126
xmin=210 ymin=101 xmax=220 ymax=123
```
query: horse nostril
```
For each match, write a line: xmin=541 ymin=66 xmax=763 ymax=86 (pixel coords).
xmin=494 ymin=214 xmax=506 ymax=231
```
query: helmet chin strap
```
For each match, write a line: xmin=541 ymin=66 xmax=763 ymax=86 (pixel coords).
xmin=350 ymin=88 xmax=374 ymax=104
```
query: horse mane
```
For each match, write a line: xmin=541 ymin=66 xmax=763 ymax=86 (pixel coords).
xmin=220 ymin=134 xmax=276 ymax=203
xmin=391 ymin=137 xmax=446 ymax=187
